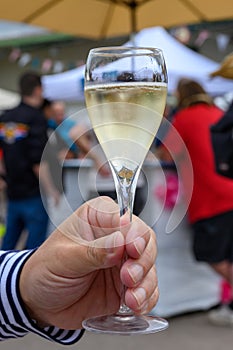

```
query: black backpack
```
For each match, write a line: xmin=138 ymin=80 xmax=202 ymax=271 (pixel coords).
xmin=210 ymin=101 xmax=233 ymax=179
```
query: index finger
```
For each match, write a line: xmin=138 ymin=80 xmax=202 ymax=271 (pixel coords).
xmin=86 ymin=196 xmax=120 ymax=238
xmin=57 ymin=196 xmax=120 ymax=244
xmin=125 ymin=217 xmax=153 ymax=259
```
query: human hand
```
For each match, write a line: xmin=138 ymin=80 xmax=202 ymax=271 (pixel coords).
xmin=19 ymin=197 xmax=158 ymax=330
xmin=50 ymin=188 xmax=61 ymax=206
xmin=96 ymin=161 xmax=111 ymax=177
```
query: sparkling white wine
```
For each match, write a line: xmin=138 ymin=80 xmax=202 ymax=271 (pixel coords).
xmin=85 ymin=82 xmax=167 ymax=172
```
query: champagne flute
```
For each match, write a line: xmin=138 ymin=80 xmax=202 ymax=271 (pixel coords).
xmin=82 ymin=47 xmax=168 ymax=334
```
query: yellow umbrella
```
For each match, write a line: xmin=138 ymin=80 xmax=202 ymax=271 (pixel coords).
xmin=0 ymin=0 xmax=233 ymax=39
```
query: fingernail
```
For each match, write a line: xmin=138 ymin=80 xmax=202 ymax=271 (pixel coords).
xmin=140 ymin=301 xmax=149 ymax=314
xmin=128 ymin=264 xmax=144 ymax=283
xmin=105 ymin=232 xmax=122 ymax=254
xmin=132 ymin=287 xmax=147 ymax=306
xmin=134 ymin=237 xmax=146 ymax=255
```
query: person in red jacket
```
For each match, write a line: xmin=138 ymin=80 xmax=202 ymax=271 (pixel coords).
xmin=158 ymin=78 xmax=233 ymax=326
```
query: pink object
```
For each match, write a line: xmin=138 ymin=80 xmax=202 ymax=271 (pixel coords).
xmin=154 ymin=172 xmax=180 ymax=209
xmin=220 ymin=280 xmax=232 ymax=304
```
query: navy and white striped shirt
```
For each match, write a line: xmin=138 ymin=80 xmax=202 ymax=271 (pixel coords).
xmin=0 ymin=250 xmax=84 ymax=344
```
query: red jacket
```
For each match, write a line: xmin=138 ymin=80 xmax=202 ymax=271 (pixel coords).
xmin=164 ymin=103 xmax=233 ymax=223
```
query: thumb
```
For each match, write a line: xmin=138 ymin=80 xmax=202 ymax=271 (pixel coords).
xmin=81 ymin=231 xmax=125 ymax=273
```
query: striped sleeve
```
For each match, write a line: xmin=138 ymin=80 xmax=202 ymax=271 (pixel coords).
xmin=0 ymin=250 xmax=85 ymax=344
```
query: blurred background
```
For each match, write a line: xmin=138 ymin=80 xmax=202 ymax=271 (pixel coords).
xmin=1 ymin=1 xmax=233 ymax=349
xmin=0 ymin=0 xmax=233 ymax=112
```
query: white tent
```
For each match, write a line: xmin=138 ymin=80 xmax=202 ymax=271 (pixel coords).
xmin=42 ymin=27 xmax=233 ymax=101
xmin=43 ymin=64 xmax=85 ymax=102
xmin=0 ymin=88 xmax=20 ymax=111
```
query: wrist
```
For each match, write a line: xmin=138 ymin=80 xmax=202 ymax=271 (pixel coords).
xmin=19 ymin=253 xmax=51 ymax=328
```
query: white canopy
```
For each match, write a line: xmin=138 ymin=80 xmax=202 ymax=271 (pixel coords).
xmin=43 ymin=64 xmax=85 ymax=102
xmin=42 ymin=26 xmax=233 ymax=101
xmin=0 ymin=88 xmax=20 ymax=111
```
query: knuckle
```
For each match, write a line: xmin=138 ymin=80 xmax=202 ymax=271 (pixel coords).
xmin=86 ymin=244 xmax=104 ymax=266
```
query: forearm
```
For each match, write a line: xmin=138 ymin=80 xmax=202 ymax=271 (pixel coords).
xmin=69 ymin=125 xmax=96 ymax=158
xmin=74 ymin=134 xmax=94 ymax=159
xmin=0 ymin=250 xmax=84 ymax=344
xmin=33 ymin=162 xmax=60 ymax=201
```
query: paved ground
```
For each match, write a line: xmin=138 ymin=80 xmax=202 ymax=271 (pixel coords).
xmin=2 ymin=311 xmax=233 ymax=350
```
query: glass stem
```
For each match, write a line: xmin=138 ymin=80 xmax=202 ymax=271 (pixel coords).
xmin=109 ymin=162 xmax=140 ymax=317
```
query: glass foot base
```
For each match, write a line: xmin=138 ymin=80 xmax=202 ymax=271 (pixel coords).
xmin=82 ymin=314 xmax=168 ymax=335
